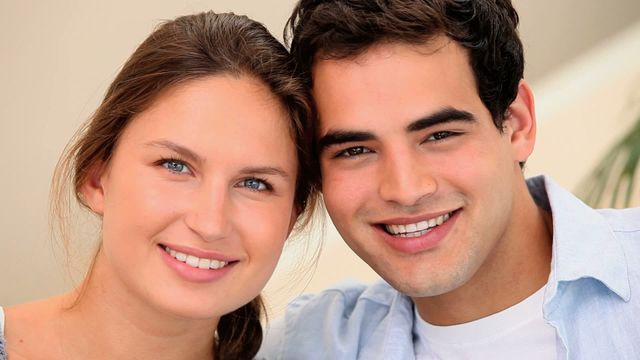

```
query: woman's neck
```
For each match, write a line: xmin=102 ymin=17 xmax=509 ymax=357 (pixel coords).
xmin=56 ymin=258 xmax=219 ymax=360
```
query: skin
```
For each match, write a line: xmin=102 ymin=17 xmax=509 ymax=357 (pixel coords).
xmin=313 ymin=38 xmax=552 ymax=326
xmin=5 ymin=75 xmax=299 ymax=359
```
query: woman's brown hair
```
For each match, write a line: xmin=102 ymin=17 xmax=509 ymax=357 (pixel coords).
xmin=51 ymin=11 xmax=317 ymax=359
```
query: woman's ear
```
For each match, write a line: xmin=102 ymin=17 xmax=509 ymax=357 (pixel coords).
xmin=79 ymin=161 xmax=108 ymax=215
xmin=504 ymin=80 xmax=537 ymax=163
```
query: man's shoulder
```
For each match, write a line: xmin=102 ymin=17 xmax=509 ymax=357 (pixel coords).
xmin=258 ymin=279 xmax=415 ymax=359
xmin=597 ymin=206 xmax=640 ymax=234
xmin=275 ymin=278 xmax=405 ymax=331
xmin=597 ymin=206 xmax=640 ymax=261
xmin=547 ymin=206 xmax=640 ymax=358
xmin=533 ymin=175 xmax=640 ymax=246
xmin=287 ymin=278 xmax=400 ymax=313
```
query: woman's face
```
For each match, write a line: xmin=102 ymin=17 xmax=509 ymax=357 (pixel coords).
xmin=83 ymin=75 xmax=298 ymax=319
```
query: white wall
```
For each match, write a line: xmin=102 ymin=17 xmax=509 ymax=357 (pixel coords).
xmin=527 ymin=21 xmax=640 ymax=191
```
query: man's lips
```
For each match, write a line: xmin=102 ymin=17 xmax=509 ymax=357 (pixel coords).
xmin=376 ymin=209 xmax=460 ymax=236
xmin=373 ymin=209 xmax=462 ymax=254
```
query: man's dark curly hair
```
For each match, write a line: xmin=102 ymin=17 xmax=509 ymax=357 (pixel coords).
xmin=286 ymin=0 xmax=524 ymax=128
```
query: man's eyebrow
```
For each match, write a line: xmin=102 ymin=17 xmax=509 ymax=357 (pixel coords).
xmin=145 ymin=140 xmax=204 ymax=164
xmin=317 ymin=130 xmax=376 ymax=152
xmin=406 ymin=107 xmax=475 ymax=132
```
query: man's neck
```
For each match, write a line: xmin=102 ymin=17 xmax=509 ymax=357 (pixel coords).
xmin=413 ymin=181 xmax=553 ymax=326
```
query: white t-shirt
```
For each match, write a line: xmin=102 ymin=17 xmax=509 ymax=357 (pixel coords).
xmin=0 ymin=306 xmax=4 ymax=335
xmin=0 ymin=306 xmax=6 ymax=359
xmin=413 ymin=286 xmax=557 ymax=359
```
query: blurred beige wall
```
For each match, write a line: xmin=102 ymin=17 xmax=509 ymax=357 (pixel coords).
xmin=1 ymin=1 xmax=639 ymax=318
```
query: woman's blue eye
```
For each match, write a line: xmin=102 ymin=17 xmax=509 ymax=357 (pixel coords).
xmin=240 ymin=178 xmax=268 ymax=191
xmin=162 ymin=160 xmax=189 ymax=174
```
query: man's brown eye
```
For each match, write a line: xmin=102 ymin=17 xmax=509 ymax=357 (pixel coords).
xmin=338 ymin=146 xmax=371 ymax=158
xmin=427 ymin=131 xmax=456 ymax=141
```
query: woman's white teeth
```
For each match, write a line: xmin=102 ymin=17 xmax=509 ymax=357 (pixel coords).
xmin=164 ymin=246 xmax=227 ymax=270
xmin=198 ymin=258 xmax=210 ymax=269
xmin=385 ymin=212 xmax=451 ymax=237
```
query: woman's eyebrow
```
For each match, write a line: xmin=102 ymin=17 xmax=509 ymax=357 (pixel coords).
xmin=238 ymin=166 xmax=291 ymax=179
xmin=145 ymin=140 xmax=204 ymax=164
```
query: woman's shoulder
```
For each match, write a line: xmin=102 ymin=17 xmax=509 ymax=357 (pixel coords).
xmin=1 ymin=296 xmax=70 ymax=359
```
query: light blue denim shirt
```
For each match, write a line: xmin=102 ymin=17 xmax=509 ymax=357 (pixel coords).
xmin=257 ymin=176 xmax=640 ymax=360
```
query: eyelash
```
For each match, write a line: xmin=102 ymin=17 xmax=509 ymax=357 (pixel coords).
xmin=237 ymin=177 xmax=273 ymax=192
xmin=423 ymin=131 xmax=462 ymax=143
xmin=156 ymin=158 xmax=273 ymax=192
xmin=332 ymin=130 xmax=463 ymax=159
xmin=334 ymin=146 xmax=372 ymax=159
xmin=158 ymin=157 xmax=191 ymax=175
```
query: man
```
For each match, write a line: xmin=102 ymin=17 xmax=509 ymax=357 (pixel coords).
xmin=258 ymin=1 xmax=640 ymax=359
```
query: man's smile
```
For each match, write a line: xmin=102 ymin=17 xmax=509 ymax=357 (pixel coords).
xmin=380 ymin=211 xmax=456 ymax=237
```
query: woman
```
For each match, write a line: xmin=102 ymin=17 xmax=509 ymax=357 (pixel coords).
xmin=0 ymin=11 xmax=316 ymax=360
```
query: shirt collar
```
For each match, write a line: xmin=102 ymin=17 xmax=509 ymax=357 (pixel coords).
xmin=527 ymin=176 xmax=631 ymax=304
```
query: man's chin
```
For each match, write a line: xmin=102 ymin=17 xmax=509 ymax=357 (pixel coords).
xmin=385 ymin=272 xmax=470 ymax=299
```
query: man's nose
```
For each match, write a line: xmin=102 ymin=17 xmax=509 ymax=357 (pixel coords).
xmin=377 ymin=150 xmax=437 ymax=207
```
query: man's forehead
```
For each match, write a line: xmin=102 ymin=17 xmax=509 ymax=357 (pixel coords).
xmin=311 ymin=36 xmax=458 ymax=71
xmin=310 ymin=39 xmax=487 ymax=143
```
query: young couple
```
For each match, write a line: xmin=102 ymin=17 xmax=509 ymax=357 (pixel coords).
xmin=2 ymin=1 xmax=639 ymax=359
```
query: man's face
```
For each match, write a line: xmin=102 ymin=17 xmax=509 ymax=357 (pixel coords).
xmin=313 ymin=38 xmax=529 ymax=297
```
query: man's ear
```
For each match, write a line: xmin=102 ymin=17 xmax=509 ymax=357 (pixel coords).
xmin=504 ymin=80 xmax=537 ymax=163
xmin=79 ymin=161 xmax=108 ymax=216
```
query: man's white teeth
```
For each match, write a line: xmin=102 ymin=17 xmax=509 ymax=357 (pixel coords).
xmin=385 ymin=212 xmax=451 ymax=237
xmin=164 ymin=246 xmax=227 ymax=270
